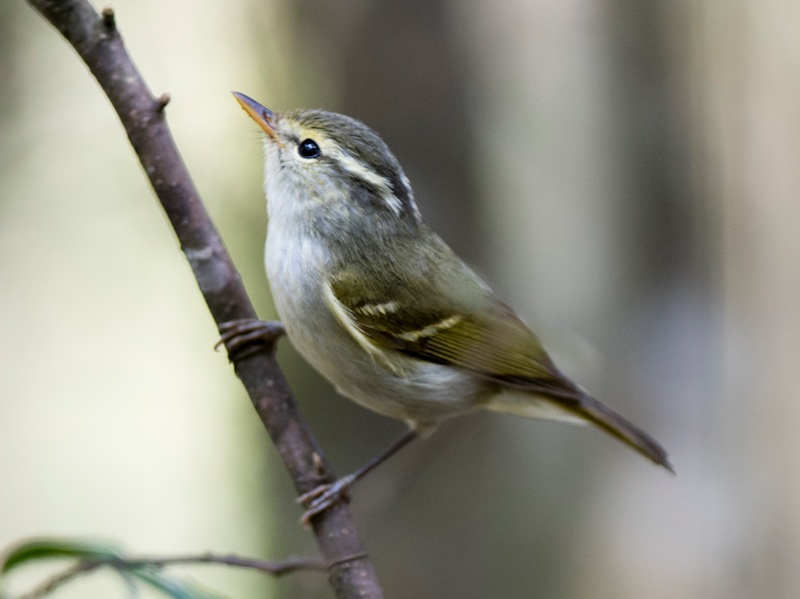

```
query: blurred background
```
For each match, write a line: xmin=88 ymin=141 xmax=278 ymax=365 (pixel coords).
xmin=1 ymin=0 xmax=798 ymax=597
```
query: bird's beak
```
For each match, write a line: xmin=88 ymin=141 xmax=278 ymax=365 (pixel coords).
xmin=232 ymin=91 xmax=280 ymax=144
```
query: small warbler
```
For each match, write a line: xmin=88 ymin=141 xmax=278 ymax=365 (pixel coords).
xmin=229 ymin=92 xmax=672 ymax=521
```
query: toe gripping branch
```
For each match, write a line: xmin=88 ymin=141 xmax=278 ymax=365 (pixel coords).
xmin=216 ymin=319 xmax=286 ymax=362
xmin=297 ymin=429 xmax=420 ymax=525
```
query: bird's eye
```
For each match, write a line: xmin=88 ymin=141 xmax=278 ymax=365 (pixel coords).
xmin=297 ymin=139 xmax=321 ymax=159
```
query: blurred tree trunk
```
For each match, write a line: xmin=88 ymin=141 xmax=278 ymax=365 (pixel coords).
xmin=459 ymin=1 xmax=708 ymax=598
xmin=699 ymin=1 xmax=800 ymax=597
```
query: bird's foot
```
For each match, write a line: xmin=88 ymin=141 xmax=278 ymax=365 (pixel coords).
xmin=215 ymin=318 xmax=285 ymax=361
xmin=297 ymin=473 xmax=358 ymax=525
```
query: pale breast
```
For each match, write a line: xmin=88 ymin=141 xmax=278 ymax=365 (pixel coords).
xmin=265 ymin=225 xmax=491 ymax=427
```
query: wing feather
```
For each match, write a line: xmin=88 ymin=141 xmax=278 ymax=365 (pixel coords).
xmin=326 ymin=269 xmax=570 ymax=394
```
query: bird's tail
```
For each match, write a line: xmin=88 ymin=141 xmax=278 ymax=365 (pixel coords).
xmin=487 ymin=389 xmax=673 ymax=472
xmin=572 ymin=393 xmax=673 ymax=472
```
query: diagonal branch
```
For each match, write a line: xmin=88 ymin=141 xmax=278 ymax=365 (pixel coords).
xmin=25 ymin=1 xmax=383 ymax=598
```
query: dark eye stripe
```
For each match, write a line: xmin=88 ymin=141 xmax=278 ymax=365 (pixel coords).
xmin=385 ymin=172 xmax=412 ymax=209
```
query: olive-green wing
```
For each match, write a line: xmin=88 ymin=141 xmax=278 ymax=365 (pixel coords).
xmin=325 ymin=270 xmax=570 ymax=394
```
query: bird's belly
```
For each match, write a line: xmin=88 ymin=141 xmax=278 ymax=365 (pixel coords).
xmin=284 ymin=297 xmax=488 ymax=426
xmin=266 ymin=233 xmax=488 ymax=427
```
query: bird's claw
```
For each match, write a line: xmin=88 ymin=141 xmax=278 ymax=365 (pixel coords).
xmin=297 ymin=474 xmax=357 ymax=525
xmin=215 ymin=319 xmax=285 ymax=361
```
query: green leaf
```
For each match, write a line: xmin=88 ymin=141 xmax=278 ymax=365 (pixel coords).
xmin=1 ymin=538 xmax=122 ymax=574
xmin=1 ymin=538 xmax=227 ymax=599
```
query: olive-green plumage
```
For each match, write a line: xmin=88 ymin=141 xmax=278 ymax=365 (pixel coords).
xmin=234 ymin=91 xmax=672 ymax=473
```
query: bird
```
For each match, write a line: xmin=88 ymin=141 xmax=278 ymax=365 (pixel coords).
xmin=227 ymin=91 xmax=672 ymax=522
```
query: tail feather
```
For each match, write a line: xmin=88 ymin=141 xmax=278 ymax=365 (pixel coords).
xmin=487 ymin=388 xmax=673 ymax=472
xmin=572 ymin=393 xmax=673 ymax=472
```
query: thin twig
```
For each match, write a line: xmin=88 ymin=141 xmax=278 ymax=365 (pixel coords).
xmin=16 ymin=553 xmax=324 ymax=599
xmin=24 ymin=1 xmax=383 ymax=597
xmin=108 ymin=552 xmax=325 ymax=574
xmin=16 ymin=561 xmax=99 ymax=599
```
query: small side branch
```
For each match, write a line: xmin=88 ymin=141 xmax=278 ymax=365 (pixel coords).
xmin=119 ymin=552 xmax=325 ymax=574
xmin=16 ymin=553 xmax=324 ymax=599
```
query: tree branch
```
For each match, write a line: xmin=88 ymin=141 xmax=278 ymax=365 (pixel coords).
xmin=25 ymin=1 xmax=383 ymax=597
